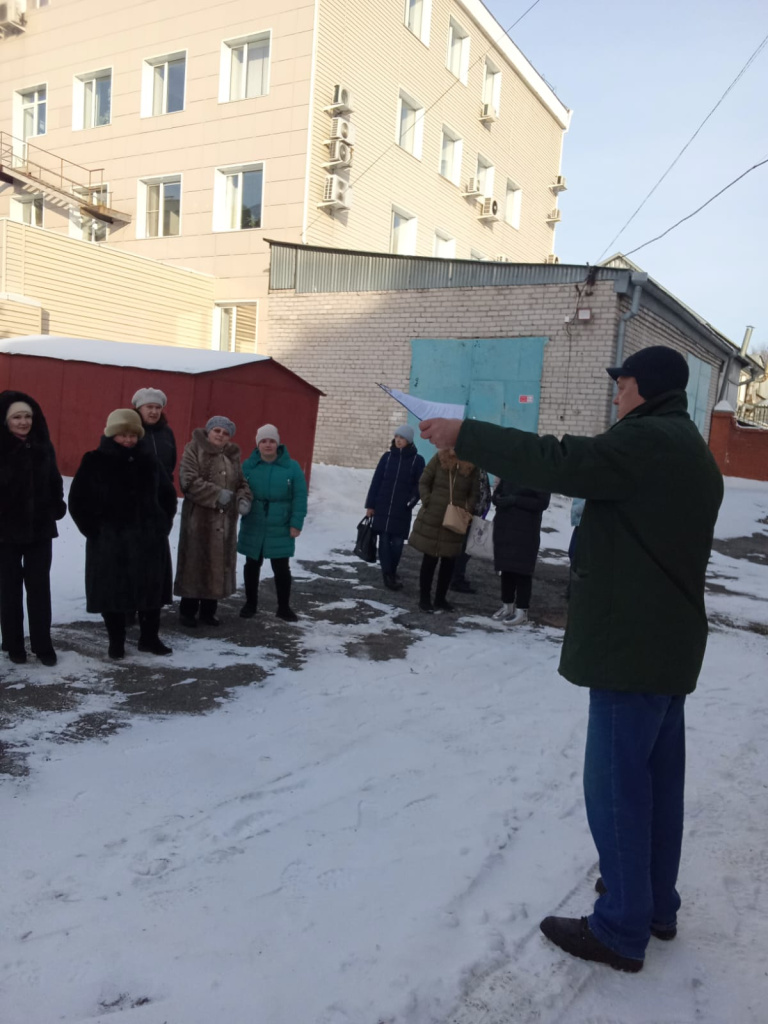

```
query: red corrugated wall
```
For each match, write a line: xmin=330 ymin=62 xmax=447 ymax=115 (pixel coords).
xmin=709 ymin=409 xmax=768 ymax=481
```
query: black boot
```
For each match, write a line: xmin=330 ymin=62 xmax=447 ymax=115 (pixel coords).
xmin=241 ymin=558 xmax=260 ymax=617
xmin=274 ymin=559 xmax=297 ymax=621
xmin=383 ymin=573 xmax=403 ymax=591
xmin=137 ymin=610 xmax=173 ymax=656
xmin=539 ymin=916 xmax=643 ymax=973
xmin=103 ymin=613 xmax=126 ymax=660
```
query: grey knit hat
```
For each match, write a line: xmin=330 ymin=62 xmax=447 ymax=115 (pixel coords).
xmin=131 ymin=387 xmax=167 ymax=409
xmin=256 ymin=423 xmax=280 ymax=445
xmin=205 ymin=415 xmax=235 ymax=437
xmin=393 ymin=424 xmax=414 ymax=444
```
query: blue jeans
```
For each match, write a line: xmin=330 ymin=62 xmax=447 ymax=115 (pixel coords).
xmin=584 ymin=689 xmax=686 ymax=960
xmin=378 ymin=533 xmax=405 ymax=576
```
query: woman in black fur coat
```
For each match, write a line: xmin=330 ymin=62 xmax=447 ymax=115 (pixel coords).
xmin=0 ymin=390 xmax=66 ymax=666
xmin=131 ymin=386 xmax=177 ymax=483
xmin=69 ymin=408 xmax=178 ymax=660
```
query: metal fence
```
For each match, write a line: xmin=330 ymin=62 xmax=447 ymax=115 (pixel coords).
xmin=737 ymin=404 xmax=768 ymax=428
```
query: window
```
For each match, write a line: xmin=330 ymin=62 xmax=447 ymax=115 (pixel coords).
xmin=476 ymin=155 xmax=495 ymax=198
xmin=221 ymin=32 xmax=270 ymax=102
xmin=505 ymin=179 xmax=522 ymax=229
xmin=138 ymin=177 xmax=181 ymax=238
xmin=19 ymin=86 xmax=46 ymax=140
xmin=404 ymin=0 xmax=431 ymax=45
xmin=73 ymin=70 xmax=111 ymax=130
xmin=215 ymin=303 xmax=259 ymax=352
xmin=213 ymin=164 xmax=263 ymax=231
xmin=141 ymin=53 xmax=185 ymax=117
xmin=12 ymin=195 xmax=43 ymax=227
xmin=70 ymin=185 xmax=110 ymax=242
xmin=433 ymin=230 xmax=455 ymax=258
xmin=439 ymin=125 xmax=462 ymax=185
xmin=390 ymin=206 xmax=417 ymax=255
xmin=482 ymin=59 xmax=501 ymax=114
xmin=397 ymin=91 xmax=424 ymax=159
xmin=446 ymin=18 xmax=469 ymax=82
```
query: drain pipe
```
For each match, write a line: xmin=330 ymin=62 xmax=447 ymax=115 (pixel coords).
xmin=610 ymin=272 xmax=648 ymax=424
xmin=718 ymin=325 xmax=755 ymax=403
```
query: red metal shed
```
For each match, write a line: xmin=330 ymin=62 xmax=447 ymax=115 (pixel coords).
xmin=0 ymin=337 xmax=323 ymax=486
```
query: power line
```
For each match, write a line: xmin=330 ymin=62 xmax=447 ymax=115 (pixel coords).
xmin=622 ymin=156 xmax=768 ymax=257
xmin=304 ymin=0 xmax=547 ymax=236
xmin=597 ymin=30 xmax=768 ymax=262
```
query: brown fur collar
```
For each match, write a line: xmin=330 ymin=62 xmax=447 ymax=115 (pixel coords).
xmin=438 ymin=448 xmax=475 ymax=476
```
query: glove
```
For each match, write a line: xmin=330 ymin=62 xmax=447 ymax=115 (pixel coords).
xmin=238 ymin=498 xmax=252 ymax=516
xmin=217 ymin=488 xmax=233 ymax=508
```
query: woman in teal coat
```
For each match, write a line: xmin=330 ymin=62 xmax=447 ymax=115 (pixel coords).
xmin=237 ymin=423 xmax=308 ymax=621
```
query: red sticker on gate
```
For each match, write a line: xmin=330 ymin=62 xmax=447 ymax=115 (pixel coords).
xmin=519 ymin=395 xmax=535 ymax=403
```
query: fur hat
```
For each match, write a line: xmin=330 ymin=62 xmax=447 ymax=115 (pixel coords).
xmin=5 ymin=400 xmax=33 ymax=424
xmin=131 ymin=387 xmax=167 ymax=409
xmin=256 ymin=423 xmax=280 ymax=445
xmin=393 ymin=424 xmax=414 ymax=444
xmin=205 ymin=416 xmax=236 ymax=438
xmin=607 ymin=346 xmax=689 ymax=400
xmin=105 ymin=408 xmax=145 ymax=439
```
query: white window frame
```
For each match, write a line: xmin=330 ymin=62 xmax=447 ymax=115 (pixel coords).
xmin=505 ymin=179 xmax=522 ymax=229
xmin=72 ymin=68 xmax=112 ymax=131
xmin=404 ymin=0 xmax=432 ymax=46
xmin=396 ymin=90 xmax=425 ymax=160
xmin=13 ymin=85 xmax=47 ymax=144
xmin=446 ymin=18 xmax=470 ymax=83
xmin=482 ymin=58 xmax=502 ymax=113
xmin=11 ymin=193 xmax=44 ymax=227
xmin=69 ymin=185 xmax=110 ymax=242
xmin=433 ymin=229 xmax=455 ymax=259
xmin=390 ymin=205 xmax=418 ymax=256
xmin=213 ymin=162 xmax=265 ymax=232
xmin=140 ymin=51 xmax=186 ymax=118
xmin=218 ymin=31 xmax=271 ymax=103
xmin=476 ymin=155 xmax=495 ymax=199
xmin=439 ymin=124 xmax=462 ymax=185
xmin=136 ymin=175 xmax=182 ymax=239
xmin=213 ymin=301 xmax=260 ymax=352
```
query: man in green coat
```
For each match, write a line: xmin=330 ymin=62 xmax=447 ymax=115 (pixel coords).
xmin=420 ymin=346 xmax=724 ymax=973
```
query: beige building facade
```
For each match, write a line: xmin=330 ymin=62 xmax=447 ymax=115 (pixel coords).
xmin=0 ymin=0 xmax=570 ymax=350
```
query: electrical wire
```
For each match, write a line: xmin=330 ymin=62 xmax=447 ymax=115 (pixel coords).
xmin=622 ymin=156 xmax=768 ymax=257
xmin=597 ymin=30 xmax=768 ymax=261
xmin=304 ymin=0 xmax=547 ymax=236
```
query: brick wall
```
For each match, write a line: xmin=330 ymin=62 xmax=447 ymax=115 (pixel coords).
xmin=709 ymin=410 xmax=768 ymax=481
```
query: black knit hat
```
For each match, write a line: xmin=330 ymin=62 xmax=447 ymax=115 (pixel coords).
xmin=606 ymin=346 xmax=689 ymax=400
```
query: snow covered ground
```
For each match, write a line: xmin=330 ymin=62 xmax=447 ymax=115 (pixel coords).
xmin=1 ymin=469 xmax=767 ymax=1024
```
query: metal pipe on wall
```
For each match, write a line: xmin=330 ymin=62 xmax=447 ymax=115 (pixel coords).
xmin=610 ymin=272 xmax=648 ymax=424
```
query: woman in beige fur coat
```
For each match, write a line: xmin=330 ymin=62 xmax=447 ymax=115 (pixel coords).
xmin=174 ymin=416 xmax=252 ymax=627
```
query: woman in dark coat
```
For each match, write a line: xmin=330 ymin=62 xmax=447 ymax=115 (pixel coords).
xmin=132 ymin=387 xmax=177 ymax=482
xmin=491 ymin=479 xmax=551 ymax=625
xmin=0 ymin=390 xmax=66 ymax=666
xmin=365 ymin=424 xmax=425 ymax=590
xmin=69 ymin=408 xmax=177 ymax=659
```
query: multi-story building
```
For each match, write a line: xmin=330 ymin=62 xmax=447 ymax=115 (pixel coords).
xmin=0 ymin=0 xmax=571 ymax=350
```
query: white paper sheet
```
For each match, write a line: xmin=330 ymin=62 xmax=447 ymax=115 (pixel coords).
xmin=377 ymin=384 xmax=466 ymax=421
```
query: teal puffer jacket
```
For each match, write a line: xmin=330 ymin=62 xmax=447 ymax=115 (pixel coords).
xmin=237 ymin=445 xmax=308 ymax=560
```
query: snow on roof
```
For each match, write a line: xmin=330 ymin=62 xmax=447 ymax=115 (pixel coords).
xmin=0 ymin=336 xmax=270 ymax=374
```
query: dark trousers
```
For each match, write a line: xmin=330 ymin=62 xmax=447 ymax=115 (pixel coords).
xmin=244 ymin=556 xmax=292 ymax=610
xmin=179 ymin=597 xmax=218 ymax=619
xmin=585 ymin=689 xmax=686 ymax=960
xmin=500 ymin=570 xmax=532 ymax=608
xmin=419 ymin=554 xmax=455 ymax=604
xmin=0 ymin=539 xmax=53 ymax=656
xmin=103 ymin=609 xmax=162 ymax=646
xmin=378 ymin=534 xmax=405 ymax=577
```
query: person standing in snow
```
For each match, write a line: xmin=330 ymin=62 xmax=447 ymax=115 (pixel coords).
xmin=69 ymin=409 xmax=177 ymax=659
xmin=490 ymin=479 xmax=550 ymax=625
xmin=408 ymin=448 xmax=480 ymax=613
xmin=174 ymin=416 xmax=251 ymax=627
xmin=365 ymin=424 xmax=425 ymax=590
xmin=237 ymin=424 xmax=307 ymax=622
xmin=131 ymin=387 xmax=177 ymax=483
xmin=419 ymin=346 xmax=724 ymax=973
xmin=0 ymin=391 xmax=67 ymax=666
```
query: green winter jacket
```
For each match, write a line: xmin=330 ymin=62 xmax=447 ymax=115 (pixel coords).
xmin=237 ymin=445 xmax=308 ymax=560
xmin=456 ymin=391 xmax=724 ymax=695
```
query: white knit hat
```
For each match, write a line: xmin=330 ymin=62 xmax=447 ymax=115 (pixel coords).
xmin=256 ymin=423 xmax=280 ymax=445
xmin=131 ymin=387 xmax=167 ymax=409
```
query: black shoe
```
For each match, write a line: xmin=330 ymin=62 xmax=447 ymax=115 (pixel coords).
xmin=8 ymin=650 xmax=26 ymax=664
xmin=34 ymin=649 xmax=57 ymax=667
xmin=418 ymin=598 xmax=434 ymax=613
xmin=594 ymin=878 xmax=677 ymax=940
xmin=276 ymin=607 xmax=298 ymax=622
xmin=540 ymin=916 xmax=643 ymax=973
xmin=108 ymin=643 xmax=125 ymax=660
xmin=199 ymin=615 xmax=220 ymax=626
xmin=179 ymin=614 xmax=198 ymax=628
xmin=138 ymin=639 xmax=173 ymax=656
xmin=434 ymin=598 xmax=455 ymax=612
xmin=239 ymin=603 xmax=258 ymax=619
xmin=383 ymin=574 xmax=403 ymax=591
xmin=449 ymin=579 xmax=476 ymax=594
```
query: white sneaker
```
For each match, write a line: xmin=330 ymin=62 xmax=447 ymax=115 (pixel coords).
xmin=506 ymin=608 xmax=529 ymax=626
xmin=493 ymin=603 xmax=515 ymax=620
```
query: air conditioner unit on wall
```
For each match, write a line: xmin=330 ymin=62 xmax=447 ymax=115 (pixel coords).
xmin=324 ymin=139 xmax=353 ymax=169
xmin=547 ymin=208 xmax=562 ymax=223
xmin=320 ymin=174 xmax=353 ymax=211
xmin=478 ymin=197 xmax=499 ymax=222
xmin=327 ymin=83 xmax=354 ymax=114
xmin=464 ymin=177 xmax=481 ymax=196
xmin=0 ymin=0 xmax=26 ymax=31
xmin=328 ymin=117 xmax=356 ymax=145
xmin=550 ymin=174 xmax=567 ymax=193
xmin=480 ymin=103 xmax=497 ymax=123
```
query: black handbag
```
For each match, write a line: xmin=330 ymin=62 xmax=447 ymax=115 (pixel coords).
xmin=354 ymin=516 xmax=378 ymax=563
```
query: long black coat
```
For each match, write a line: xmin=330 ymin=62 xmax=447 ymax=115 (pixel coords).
xmin=492 ymin=479 xmax=551 ymax=575
xmin=69 ymin=437 xmax=178 ymax=613
xmin=365 ymin=442 xmax=425 ymax=538
xmin=0 ymin=390 xmax=66 ymax=545
xmin=142 ymin=416 xmax=177 ymax=482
